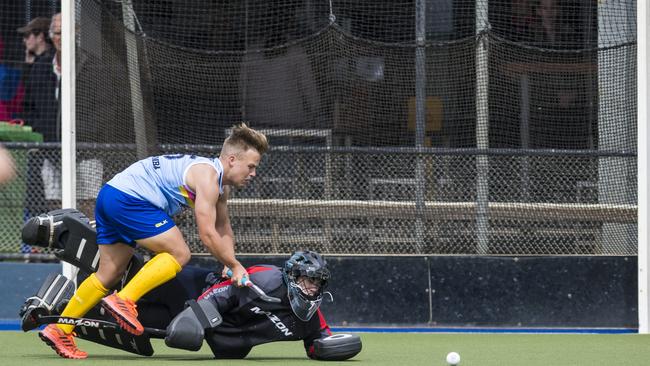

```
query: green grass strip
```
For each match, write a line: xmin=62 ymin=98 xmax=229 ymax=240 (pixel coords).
xmin=3 ymin=332 xmax=649 ymax=365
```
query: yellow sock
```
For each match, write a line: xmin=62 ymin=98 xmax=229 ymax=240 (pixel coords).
xmin=118 ymin=252 xmax=181 ymax=302
xmin=58 ymin=273 xmax=108 ymax=334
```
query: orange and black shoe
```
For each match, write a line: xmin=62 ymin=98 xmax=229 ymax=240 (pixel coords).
xmin=39 ymin=324 xmax=88 ymax=359
xmin=100 ymin=291 xmax=144 ymax=335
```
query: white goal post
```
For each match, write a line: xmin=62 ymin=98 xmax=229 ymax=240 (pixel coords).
xmin=60 ymin=1 xmax=77 ymax=282
xmin=638 ymin=0 xmax=649 ymax=335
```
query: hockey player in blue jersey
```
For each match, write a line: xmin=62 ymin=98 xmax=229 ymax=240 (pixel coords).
xmin=39 ymin=123 xmax=268 ymax=359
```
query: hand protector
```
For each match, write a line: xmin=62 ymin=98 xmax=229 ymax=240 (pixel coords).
xmin=312 ymin=334 xmax=362 ymax=361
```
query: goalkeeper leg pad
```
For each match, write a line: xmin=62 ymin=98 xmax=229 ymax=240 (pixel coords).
xmin=56 ymin=215 xmax=99 ymax=274
xmin=22 ymin=209 xmax=90 ymax=249
xmin=20 ymin=272 xmax=75 ymax=331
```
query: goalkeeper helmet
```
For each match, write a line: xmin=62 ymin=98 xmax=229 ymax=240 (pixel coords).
xmin=283 ymin=250 xmax=330 ymax=321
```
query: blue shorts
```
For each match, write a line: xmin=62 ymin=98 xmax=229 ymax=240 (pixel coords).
xmin=95 ymin=184 xmax=176 ymax=246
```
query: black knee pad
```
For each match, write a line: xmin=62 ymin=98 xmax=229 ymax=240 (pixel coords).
xmin=165 ymin=299 xmax=222 ymax=351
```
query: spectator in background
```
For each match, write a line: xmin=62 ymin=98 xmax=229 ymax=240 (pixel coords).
xmin=18 ymin=17 xmax=54 ymax=70
xmin=39 ymin=13 xmax=62 ymax=210
xmin=20 ymin=15 xmax=59 ymax=141
xmin=50 ymin=13 xmax=62 ymax=81
xmin=3 ymin=17 xmax=53 ymax=126
xmin=16 ymin=17 xmax=55 ymax=124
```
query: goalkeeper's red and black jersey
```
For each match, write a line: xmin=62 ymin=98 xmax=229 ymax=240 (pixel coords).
xmin=198 ymin=265 xmax=331 ymax=359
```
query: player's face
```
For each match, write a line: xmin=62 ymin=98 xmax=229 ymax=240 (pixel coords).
xmin=229 ymin=149 xmax=261 ymax=188
xmin=297 ymin=276 xmax=322 ymax=297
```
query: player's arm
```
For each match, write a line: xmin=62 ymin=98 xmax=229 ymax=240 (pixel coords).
xmin=214 ymin=186 xmax=248 ymax=284
xmin=191 ymin=166 xmax=246 ymax=285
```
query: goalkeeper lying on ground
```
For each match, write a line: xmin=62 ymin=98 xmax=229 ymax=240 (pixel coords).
xmin=20 ymin=210 xmax=361 ymax=360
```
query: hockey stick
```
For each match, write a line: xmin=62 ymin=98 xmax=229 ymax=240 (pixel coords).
xmin=226 ymin=270 xmax=281 ymax=303
xmin=33 ymin=314 xmax=168 ymax=338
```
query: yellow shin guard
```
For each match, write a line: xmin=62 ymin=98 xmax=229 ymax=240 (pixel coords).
xmin=118 ymin=252 xmax=182 ymax=302
xmin=58 ymin=273 xmax=108 ymax=334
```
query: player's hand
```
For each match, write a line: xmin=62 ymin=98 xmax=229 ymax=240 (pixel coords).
xmin=229 ymin=265 xmax=249 ymax=288
xmin=221 ymin=266 xmax=231 ymax=279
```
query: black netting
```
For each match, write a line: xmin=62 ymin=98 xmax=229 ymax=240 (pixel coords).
xmin=0 ymin=0 xmax=637 ymax=256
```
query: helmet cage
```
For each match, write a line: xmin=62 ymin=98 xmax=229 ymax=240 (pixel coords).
xmin=283 ymin=251 xmax=330 ymax=321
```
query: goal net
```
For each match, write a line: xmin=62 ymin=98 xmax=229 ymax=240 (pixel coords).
xmin=0 ymin=0 xmax=636 ymax=256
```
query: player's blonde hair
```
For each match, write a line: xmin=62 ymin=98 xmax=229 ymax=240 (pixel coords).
xmin=222 ymin=123 xmax=268 ymax=156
